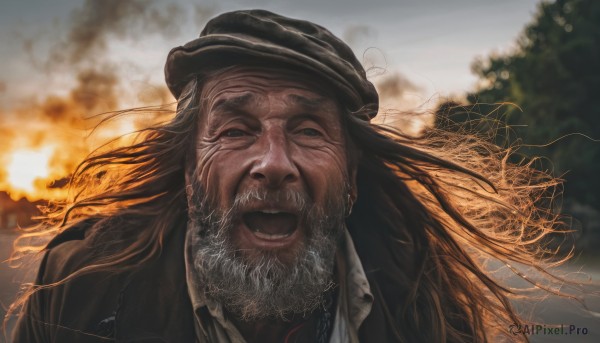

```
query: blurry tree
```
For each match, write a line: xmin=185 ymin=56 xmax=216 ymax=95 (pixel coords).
xmin=464 ymin=0 xmax=600 ymax=209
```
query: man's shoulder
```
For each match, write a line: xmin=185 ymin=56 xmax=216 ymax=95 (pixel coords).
xmin=18 ymin=216 xmax=195 ymax=342
xmin=39 ymin=215 xmax=189 ymax=284
xmin=12 ymin=218 xmax=134 ymax=342
xmin=39 ymin=217 xmax=124 ymax=283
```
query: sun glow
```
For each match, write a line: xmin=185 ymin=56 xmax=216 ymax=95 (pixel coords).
xmin=6 ymin=148 xmax=53 ymax=196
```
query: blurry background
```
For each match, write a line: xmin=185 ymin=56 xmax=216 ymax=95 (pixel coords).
xmin=1 ymin=0 xmax=599 ymax=342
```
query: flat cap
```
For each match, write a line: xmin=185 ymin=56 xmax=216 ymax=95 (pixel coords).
xmin=164 ymin=9 xmax=378 ymax=118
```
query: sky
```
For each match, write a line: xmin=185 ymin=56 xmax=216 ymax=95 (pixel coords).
xmin=0 ymin=0 xmax=545 ymax=200
xmin=0 ymin=0 xmax=542 ymax=112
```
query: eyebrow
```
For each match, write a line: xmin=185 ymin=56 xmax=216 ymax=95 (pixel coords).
xmin=211 ymin=93 xmax=331 ymax=114
xmin=211 ymin=93 xmax=255 ymax=113
xmin=285 ymin=94 xmax=328 ymax=111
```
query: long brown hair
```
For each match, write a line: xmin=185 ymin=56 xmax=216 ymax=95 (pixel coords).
xmin=8 ymin=76 xmax=569 ymax=342
xmin=6 ymin=79 xmax=201 ymax=322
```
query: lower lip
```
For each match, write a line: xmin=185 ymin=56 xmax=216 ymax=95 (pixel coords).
xmin=239 ymin=222 xmax=302 ymax=249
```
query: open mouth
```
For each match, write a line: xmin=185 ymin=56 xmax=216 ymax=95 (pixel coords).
xmin=242 ymin=210 xmax=298 ymax=240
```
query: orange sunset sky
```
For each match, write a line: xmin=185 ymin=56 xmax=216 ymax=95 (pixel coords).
xmin=0 ymin=0 xmax=541 ymax=201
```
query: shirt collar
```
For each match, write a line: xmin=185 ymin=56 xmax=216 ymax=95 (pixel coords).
xmin=338 ymin=229 xmax=373 ymax=329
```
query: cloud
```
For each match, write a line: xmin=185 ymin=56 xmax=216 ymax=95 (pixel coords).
xmin=194 ymin=3 xmax=220 ymax=31
xmin=373 ymin=72 xmax=429 ymax=134
xmin=1 ymin=0 xmax=192 ymax=200
xmin=56 ymin=0 xmax=184 ymax=64
xmin=343 ymin=25 xmax=376 ymax=49
xmin=376 ymin=72 xmax=420 ymax=100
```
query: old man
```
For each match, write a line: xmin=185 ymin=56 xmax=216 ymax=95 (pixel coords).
xmin=12 ymin=9 xmax=562 ymax=343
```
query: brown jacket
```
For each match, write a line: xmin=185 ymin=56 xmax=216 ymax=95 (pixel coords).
xmin=12 ymin=219 xmax=196 ymax=342
xmin=13 ymin=219 xmax=392 ymax=343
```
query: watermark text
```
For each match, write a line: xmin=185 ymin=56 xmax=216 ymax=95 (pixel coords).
xmin=509 ymin=323 xmax=589 ymax=336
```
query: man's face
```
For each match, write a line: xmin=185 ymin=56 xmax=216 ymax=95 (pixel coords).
xmin=193 ymin=66 xmax=352 ymax=262
xmin=186 ymin=66 xmax=354 ymax=319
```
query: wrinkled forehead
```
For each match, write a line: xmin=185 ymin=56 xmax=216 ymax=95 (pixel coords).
xmin=199 ymin=65 xmax=341 ymax=109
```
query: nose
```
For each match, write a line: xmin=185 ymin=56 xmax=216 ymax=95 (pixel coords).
xmin=250 ymin=132 xmax=299 ymax=188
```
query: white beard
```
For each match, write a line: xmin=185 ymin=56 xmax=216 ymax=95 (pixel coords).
xmin=186 ymin=184 xmax=347 ymax=320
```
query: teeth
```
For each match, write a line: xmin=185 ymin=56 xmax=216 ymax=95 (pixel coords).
xmin=252 ymin=231 xmax=293 ymax=240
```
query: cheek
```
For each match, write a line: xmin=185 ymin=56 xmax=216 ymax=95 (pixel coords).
xmin=196 ymin=144 xmax=250 ymax=207
xmin=294 ymin=145 xmax=349 ymax=199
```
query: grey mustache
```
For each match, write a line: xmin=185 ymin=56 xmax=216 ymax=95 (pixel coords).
xmin=234 ymin=188 xmax=308 ymax=212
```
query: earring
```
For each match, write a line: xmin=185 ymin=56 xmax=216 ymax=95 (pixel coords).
xmin=346 ymin=192 xmax=354 ymax=217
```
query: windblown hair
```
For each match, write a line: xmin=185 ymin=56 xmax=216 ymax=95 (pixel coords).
xmin=9 ymin=76 xmax=570 ymax=342
xmin=345 ymin=109 xmax=569 ymax=342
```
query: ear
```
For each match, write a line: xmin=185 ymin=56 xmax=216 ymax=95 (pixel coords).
xmin=184 ymin=147 xmax=197 ymax=188
xmin=342 ymin=114 xmax=360 ymax=206
xmin=347 ymin=145 xmax=361 ymax=205
xmin=185 ymin=168 xmax=191 ymax=186
xmin=349 ymin=164 xmax=358 ymax=204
